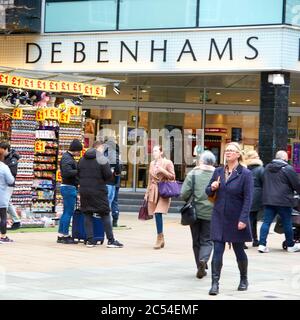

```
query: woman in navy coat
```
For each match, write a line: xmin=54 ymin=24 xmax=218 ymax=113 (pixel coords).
xmin=206 ymin=142 xmax=253 ymax=296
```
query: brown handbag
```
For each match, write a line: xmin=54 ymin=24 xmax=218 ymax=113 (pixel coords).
xmin=138 ymin=200 xmax=153 ymax=220
xmin=207 ymin=176 xmax=220 ymax=203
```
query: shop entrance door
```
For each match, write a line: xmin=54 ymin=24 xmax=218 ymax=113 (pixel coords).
xmin=136 ymin=107 xmax=203 ymax=191
xmin=205 ymin=109 xmax=259 ymax=165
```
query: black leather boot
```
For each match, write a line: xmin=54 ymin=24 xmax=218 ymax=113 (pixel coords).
xmin=208 ymin=260 xmax=223 ymax=295
xmin=237 ymin=260 xmax=248 ymax=291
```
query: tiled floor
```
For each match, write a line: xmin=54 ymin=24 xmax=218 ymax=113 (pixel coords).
xmin=0 ymin=213 xmax=299 ymax=300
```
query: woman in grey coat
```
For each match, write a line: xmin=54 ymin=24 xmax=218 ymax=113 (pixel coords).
xmin=181 ymin=151 xmax=216 ymax=279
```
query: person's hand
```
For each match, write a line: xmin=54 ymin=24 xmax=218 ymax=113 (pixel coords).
xmin=211 ymin=181 xmax=220 ymax=191
xmin=144 ymin=194 xmax=148 ymax=201
xmin=155 ymin=165 xmax=163 ymax=173
xmin=238 ymin=222 xmax=246 ymax=230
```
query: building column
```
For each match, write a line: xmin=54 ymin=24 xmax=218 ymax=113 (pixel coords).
xmin=258 ymin=72 xmax=290 ymax=164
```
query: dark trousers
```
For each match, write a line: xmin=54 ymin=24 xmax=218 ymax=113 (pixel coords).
xmin=190 ymin=219 xmax=213 ymax=268
xmin=212 ymin=241 xmax=248 ymax=262
xmin=84 ymin=214 xmax=114 ymax=243
xmin=111 ymin=186 xmax=120 ymax=221
xmin=250 ymin=211 xmax=258 ymax=241
xmin=0 ymin=208 xmax=7 ymax=235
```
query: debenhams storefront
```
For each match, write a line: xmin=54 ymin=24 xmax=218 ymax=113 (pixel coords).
xmin=1 ymin=0 xmax=300 ymax=190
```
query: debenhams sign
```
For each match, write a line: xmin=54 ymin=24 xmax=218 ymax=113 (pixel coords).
xmin=2 ymin=28 xmax=300 ymax=73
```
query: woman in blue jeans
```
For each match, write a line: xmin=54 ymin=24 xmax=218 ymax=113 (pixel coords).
xmin=57 ymin=139 xmax=82 ymax=244
xmin=206 ymin=142 xmax=253 ymax=296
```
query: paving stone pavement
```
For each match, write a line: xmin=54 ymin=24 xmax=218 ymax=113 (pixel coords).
xmin=0 ymin=213 xmax=300 ymax=300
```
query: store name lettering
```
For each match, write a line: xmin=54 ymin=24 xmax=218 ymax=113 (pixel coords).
xmin=25 ymin=37 xmax=259 ymax=64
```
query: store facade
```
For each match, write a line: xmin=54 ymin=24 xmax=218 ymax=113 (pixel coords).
xmin=1 ymin=0 xmax=300 ymax=192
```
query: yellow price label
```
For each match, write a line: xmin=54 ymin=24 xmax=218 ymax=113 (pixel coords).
xmin=69 ymin=105 xmax=81 ymax=117
xmin=60 ymin=111 xmax=70 ymax=124
xmin=34 ymin=140 xmax=46 ymax=153
xmin=56 ymin=169 xmax=62 ymax=182
xmin=12 ymin=108 xmax=23 ymax=120
xmin=36 ymin=109 xmax=45 ymax=121
xmin=44 ymin=107 xmax=60 ymax=120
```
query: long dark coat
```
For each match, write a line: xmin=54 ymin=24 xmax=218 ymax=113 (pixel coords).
xmin=78 ymin=148 xmax=112 ymax=215
xmin=205 ymin=164 xmax=253 ymax=243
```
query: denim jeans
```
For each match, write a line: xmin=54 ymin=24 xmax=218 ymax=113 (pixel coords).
xmin=106 ymin=185 xmax=116 ymax=209
xmin=111 ymin=186 xmax=120 ymax=221
xmin=7 ymin=187 xmax=20 ymax=223
xmin=259 ymin=205 xmax=294 ymax=247
xmin=155 ymin=213 xmax=163 ymax=234
xmin=58 ymin=185 xmax=77 ymax=235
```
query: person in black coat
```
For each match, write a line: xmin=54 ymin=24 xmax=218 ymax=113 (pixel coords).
xmin=258 ymin=150 xmax=300 ymax=253
xmin=206 ymin=142 xmax=253 ymax=296
xmin=78 ymin=140 xmax=123 ymax=248
xmin=245 ymin=150 xmax=264 ymax=247
xmin=0 ymin=141 xmax=21 ymax=230
xmin=57 ymin=139 xmax=82 ymax=244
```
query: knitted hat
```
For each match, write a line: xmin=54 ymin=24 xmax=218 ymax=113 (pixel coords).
xmin=69 ymin=139 xmax=83 ymax=152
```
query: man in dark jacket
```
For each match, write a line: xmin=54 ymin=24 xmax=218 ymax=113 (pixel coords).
xmin=104 ymin=137 xmax=122 ymax=227
xmin=259 ymin=150 xmax=300 ymax=253
xmin=0 ymin=141 xmax=21 ymax=230
xmin=57 ymin=139 xmax=82 ymax=244
xmin=78 ymin=140 xmax=123 ymax=248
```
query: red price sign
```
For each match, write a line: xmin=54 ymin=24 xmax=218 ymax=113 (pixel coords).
xmin=36 ymin=109 xmax=45 ymax=121
xmin=12 ymin=108 xmax=23 ymax=120
xmin=83 ymin=84 xmax=93 ymax=96
xmin=34 ymin=140 xmax=46 ymax=153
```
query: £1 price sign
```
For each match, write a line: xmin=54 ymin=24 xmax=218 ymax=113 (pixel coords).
xmin=69 ymin=105 xmax=81 ymax=117
xmin=36 ymin=109 xmax=45 ymax=122
xmin=35 ymin=140 xmax=46 ymax=153
xmin=60 ymin=111 xmax=70 ymax=124
xmin=56 ymin=169 xmax=62 ymax=182
xmin=12 ymin=108 xmax=23 ymax=120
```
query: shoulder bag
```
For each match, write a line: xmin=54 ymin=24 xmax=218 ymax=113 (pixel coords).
xmin=180 ymin=173 xmax=197 ymax=226
xmin=207 ymin=176 xmax=220 ymax=203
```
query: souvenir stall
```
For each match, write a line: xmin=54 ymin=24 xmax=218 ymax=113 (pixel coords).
xmin=0 ymin=74 xmax=106 ymax=225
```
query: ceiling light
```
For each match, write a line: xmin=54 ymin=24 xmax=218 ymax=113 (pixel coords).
xmin=268 ymin=74 xmax=285 ymax=85
xmin=216 ymin=92 xmax=222 ymax=95
xmin=141 ymin=89 xmax=148 ymax=93
xmin=292 ymin=101 xmax=296 ymax=104
xmin=245 ymin=99 xmax=251 ymax=102
xmin=113 ymin=83 xmax=120 ymax=95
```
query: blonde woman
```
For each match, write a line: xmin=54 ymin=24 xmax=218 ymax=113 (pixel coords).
xmin=244 ymin=150 xmax=264 ymax=247
xmin=144 ymin=145 xmax=175 ymax=249
xmin=205 ymin=142 xmax=253 ymax=295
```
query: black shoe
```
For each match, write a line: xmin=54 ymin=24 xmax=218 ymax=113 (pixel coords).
xmin=112 ymin=220 xmax=118 ymax=228
xmin=61 ymin=236 xmax=78 ymax=244
xmin=252 ymin=240 xmax=259 ymax=247
xmin=85 ymin=241 xmax=96 ymax=248
xmin=107 ymin=239 xmax=124 ymax=248
xmin=208 ymin=260 xmax=222 ymax=296
xmin=237 ymin=260 xmax=248 ymax=291
xmin=243 ymin=244 xmax=248 ymax=249
xmin=196 ymin=260 xmax=207 ymax=279
xmin=10 ymin=222 xmax=21 ymax=230
xmin=57 ymin=236 xmax=63 ymax=243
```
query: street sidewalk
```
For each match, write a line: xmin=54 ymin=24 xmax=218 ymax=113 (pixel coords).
xmin=0 ymin=213 xmax=299 ymax=300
